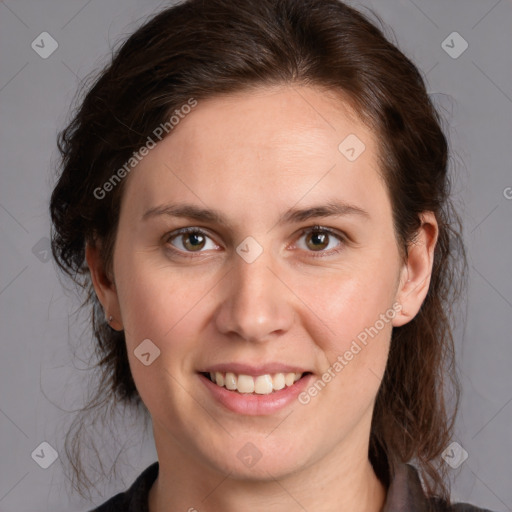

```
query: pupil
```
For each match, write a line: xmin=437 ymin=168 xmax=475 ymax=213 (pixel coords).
xmin=185 ymin=233 xmax=204 ymax=250
xmin=309 ymin=231 xmax=328 ymax=250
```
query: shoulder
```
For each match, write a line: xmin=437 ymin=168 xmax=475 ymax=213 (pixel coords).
xmin=450 ymin=503 xmax=496 ymax=512
xmin=429 ymin=497 xmax=496 ymax=512
xmin=89 ymin=492 xmax=128 ymax=512
xmin=88 ymin=462 xmax=159 ymax=512
xmin=385 ymin=462 xmax=496 ymax=512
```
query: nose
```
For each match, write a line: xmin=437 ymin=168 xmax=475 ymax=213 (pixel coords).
xmin=214 ymin=249 xmax=295 ymax=343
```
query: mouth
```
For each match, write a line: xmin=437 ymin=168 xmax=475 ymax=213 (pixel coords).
xmin=200 ymin=370 xmax=313 ymax=395
xmin=198 ymin=365 xmax=315 ymax=415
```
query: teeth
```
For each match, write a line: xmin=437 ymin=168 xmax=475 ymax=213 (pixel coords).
xmin=224 ymin=372 xmax=237 ymax=390
xmin=237 ymin=374 xmax=255 ymax=393
xmin=215 ymin=372 xmax=225 ymax=387
xmin=206 ymin=371 xmax=304 ymax=395
xmin=254 ymin=375 xmax=273 ymax=394
xmin=272 ymin=373 xmax=285 ymax=390
xmin=285 ymin=373 xmax=296 ymax=386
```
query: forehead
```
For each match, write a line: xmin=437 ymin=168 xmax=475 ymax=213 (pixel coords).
xmin=173 ymin=85 xmax=368 ymax=164
xmin=120 ymin=85 xmax=388 ymax=226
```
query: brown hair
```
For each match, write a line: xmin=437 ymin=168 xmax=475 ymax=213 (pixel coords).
xmin=50 ymin=0 xmax=466 ymax=503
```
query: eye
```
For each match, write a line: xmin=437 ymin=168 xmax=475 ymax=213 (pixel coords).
xmin=166 ymin=227 xmax=219 ymax=254
xmin=294 ymin=226 xmax=346 ymax=257
xmin=164 ymin=225 xmax=346 ymax=258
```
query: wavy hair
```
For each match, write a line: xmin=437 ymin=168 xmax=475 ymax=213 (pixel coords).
xmin=50 ymin=0 xmax=466 ymax=503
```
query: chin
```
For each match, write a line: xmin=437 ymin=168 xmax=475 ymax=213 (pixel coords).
xmin=200 ymin=436 xmax=308 ymax=481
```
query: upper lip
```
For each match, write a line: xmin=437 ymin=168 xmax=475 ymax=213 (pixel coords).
xmin=199 ymin=363 xmax=311 ymax=376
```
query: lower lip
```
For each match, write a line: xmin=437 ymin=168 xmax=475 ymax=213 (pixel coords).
xmin=199 ymin=373 xmax=314 ymax=416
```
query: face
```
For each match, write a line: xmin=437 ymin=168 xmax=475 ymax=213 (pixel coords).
xmin=89 ymin=85 xmax=434 ymax=481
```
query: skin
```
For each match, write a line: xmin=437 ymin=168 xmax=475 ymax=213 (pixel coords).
xmin=86 ymin=85 xmax=438 ymax=512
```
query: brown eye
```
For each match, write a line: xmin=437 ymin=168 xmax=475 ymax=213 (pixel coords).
xmin=305 ymin=230 xmax=330 ymax=251
xmin=181 ymin=232 xmax=206 ymax=251
xmin=295 ymin=227 xmax=345 ymax=257
xmin=167 ymin=228 xmax=217 ymax=254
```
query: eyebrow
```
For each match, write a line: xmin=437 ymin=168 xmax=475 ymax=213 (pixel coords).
xmin=142 ymin=201 xmax=370 ymax=228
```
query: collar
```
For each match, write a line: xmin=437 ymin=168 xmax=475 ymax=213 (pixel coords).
xmin=382 ymin=462 xmax=433 ymax=511
xmin=124 ymin=461 xmax=433 ymax=512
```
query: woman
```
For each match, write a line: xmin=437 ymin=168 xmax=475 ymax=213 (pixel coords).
xmin=50 ymin=0 xmax=493 ymax=510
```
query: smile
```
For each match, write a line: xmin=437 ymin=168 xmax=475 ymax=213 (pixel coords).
xmin=198 ymin=366 xmax=314 ymax=415
xmin=202 ymin=371 xmax=307 ymax=395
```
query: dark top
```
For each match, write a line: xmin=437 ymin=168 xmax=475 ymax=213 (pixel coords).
xmin=89 ymin=461 xmax=494 ymax=512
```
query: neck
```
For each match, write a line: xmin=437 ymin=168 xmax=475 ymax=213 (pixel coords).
xmin=148 ymin=424 xmax=387 ymax=512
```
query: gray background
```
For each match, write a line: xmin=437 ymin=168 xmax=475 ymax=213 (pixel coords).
xmin=0 ymin=0 xmax=511 ymax=511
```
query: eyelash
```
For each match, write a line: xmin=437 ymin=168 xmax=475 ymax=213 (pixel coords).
xmin=164 ymin=225 xmax=347 ymax=259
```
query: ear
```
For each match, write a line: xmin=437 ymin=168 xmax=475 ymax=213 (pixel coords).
xmin=392 ymin=212 xmax=438 ymax=327
xmin=85 ymin=241 xmax=123 ymax=331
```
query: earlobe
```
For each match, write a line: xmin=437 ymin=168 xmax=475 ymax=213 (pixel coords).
xmin=392 ymin=212 xmax=439 ymax=327
xmin=85 ymin=242 xmax=123 ymax=331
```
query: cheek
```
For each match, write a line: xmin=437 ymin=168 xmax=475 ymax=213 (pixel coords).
xmin=294 ymin=256 xmax=398 ymax=347
xmin=295 ymin=280 xmax=394 ymax=432
xmin=292 ymin=255 xmax=398 ymax=400
xmin=114 ymin=256 xmax=208 ymax=421
xmin=113 ymin=251 xmax=210 ymax=387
